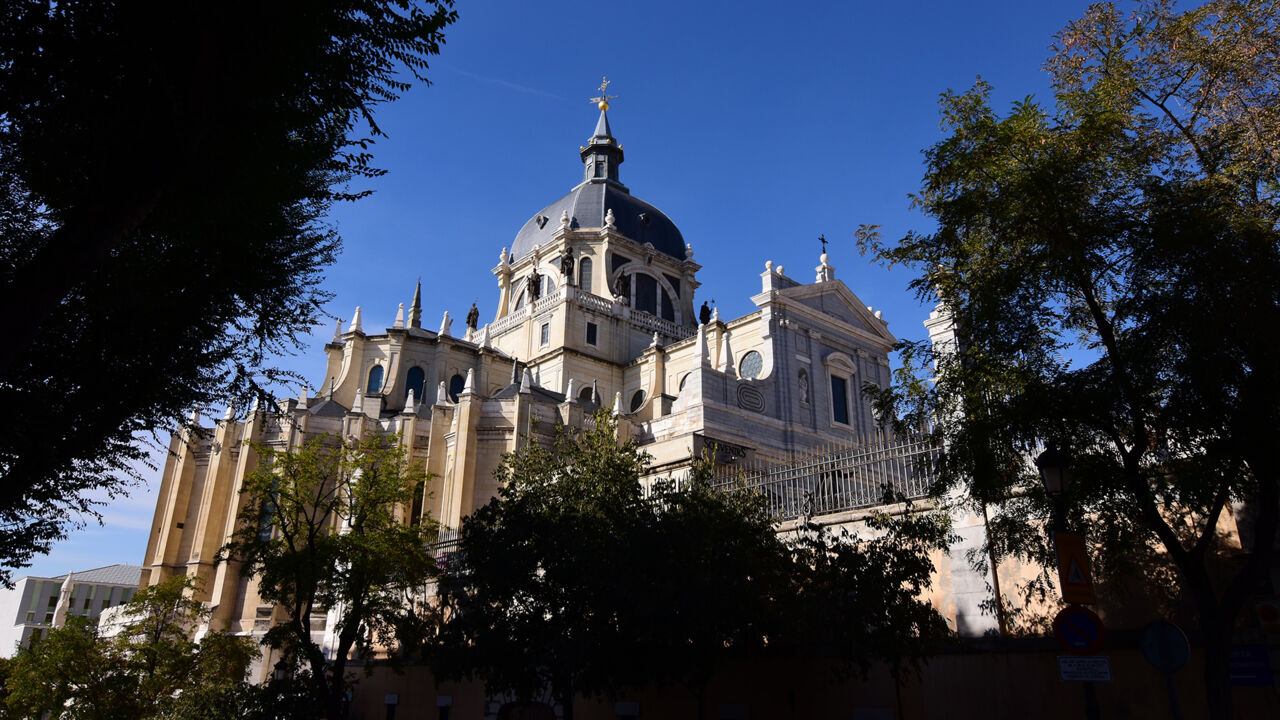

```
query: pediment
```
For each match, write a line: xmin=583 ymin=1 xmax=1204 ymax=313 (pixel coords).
xmin=777 ymin=280 xmax=896 ymax=347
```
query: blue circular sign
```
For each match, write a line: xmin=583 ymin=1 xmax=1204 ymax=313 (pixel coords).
xmin=1054 ymin=605 xmax=1106 ymax=655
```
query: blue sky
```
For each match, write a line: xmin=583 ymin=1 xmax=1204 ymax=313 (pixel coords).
xmin=27 ymin=0 xmax=1096 ymax=579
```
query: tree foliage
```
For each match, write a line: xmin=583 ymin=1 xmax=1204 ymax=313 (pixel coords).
xmin=433 ymin=415 xmax=950 ymax=719
xmin=223 ymin=432 xmax=437 ymax=720
xmin=859 ymin=2 xmax=1279 ymax=717
xmin=0 ymin=0 xmax=457 ymax=581
xmin=3 ymin=575 xmax=258 ymax=720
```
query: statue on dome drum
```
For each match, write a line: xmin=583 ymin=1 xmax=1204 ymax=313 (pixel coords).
xmin=613 ymin=272 xmax=630 ymax=304
xmin=528 ymin=268 xmax=542 ymax=303
xmin=560 ymin=251 xmax=575 ymax=287
xmin=465 ymin=302 xmax=479 ymax=331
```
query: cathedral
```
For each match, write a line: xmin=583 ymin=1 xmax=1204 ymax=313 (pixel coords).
xmin=141 ymin=94 xmax=928 ymax=678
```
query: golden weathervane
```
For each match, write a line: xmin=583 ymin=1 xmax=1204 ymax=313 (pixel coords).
xmin=589 ymin=75 xmax=618 ymax=111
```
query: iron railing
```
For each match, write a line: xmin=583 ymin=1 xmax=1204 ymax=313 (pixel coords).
xmin=708 ymin=430 xmax=941 ymax=521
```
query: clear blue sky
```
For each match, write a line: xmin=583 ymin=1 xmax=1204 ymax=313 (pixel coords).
xmin=27 ymin=0 xmax=1096 ymax=579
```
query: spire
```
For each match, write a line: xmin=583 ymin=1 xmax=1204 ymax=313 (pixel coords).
xmin=581 ymin=76 xmax=625 ymax=185
xmin=408 ymin=278 xmax=422 ymax=329
xmin=349 ymin=306 xmax=363 ymax=334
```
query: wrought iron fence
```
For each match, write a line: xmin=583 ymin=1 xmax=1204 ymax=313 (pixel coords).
xmin=709 ymin=430 xmax=941 ymax=521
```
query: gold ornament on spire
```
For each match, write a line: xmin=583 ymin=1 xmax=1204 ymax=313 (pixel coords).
xmin=589 ymin=74 xmax=618 ymax=111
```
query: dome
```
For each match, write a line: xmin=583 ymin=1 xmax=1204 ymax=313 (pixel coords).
xmin=509 ymin=109 xmax=686 ymax=262
xmin=511 ymin=182 xmax=686 ymax=261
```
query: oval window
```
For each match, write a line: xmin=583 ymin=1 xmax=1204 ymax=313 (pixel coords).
xmin=629 ymin=390 xmax=645 ymax=412
xmin=366 ymin=365 xmax=384 ymax=394
xmin=739 ymin=350 xmax=764 ymax=379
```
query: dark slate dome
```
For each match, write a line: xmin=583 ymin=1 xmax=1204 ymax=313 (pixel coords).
xmin=510 ymin=110 xmax=685 ymax=261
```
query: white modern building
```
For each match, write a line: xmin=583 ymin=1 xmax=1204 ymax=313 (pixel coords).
xmin=0 ymin=564 xmax=141 ymax=656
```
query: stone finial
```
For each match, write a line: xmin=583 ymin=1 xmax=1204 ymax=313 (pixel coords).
xmin=520 ymin=368 xmax=533 ymax=394
xmin=188 ymin=408 xmax=200 ymax=425
xmin=565 ymin=377 xmax=576 ymax=402
xmin=436 ymin=381 xmax=448 ymax=405
xmin=765 ymin=260 xmax=774 ymax=272
xmin=404 ymin=388 xmax=416 ymax=411
xmin=500 ymin=247 xmax=509 ymax=264
xmin=352 ymin=386 xmax=365 ymax=414
xmin=719 ymin=330 xmax=736 ymax=377
xmin=712 ymin=306 xmax=720 ymax=322
xmin=249 ymin=395 xmax=260 ymax=413
xmin=612 ymin=391 xmax=623 ymax=417
xmin=439 ymin=311 xmax=452 ymax=337
xmin=332 ymin=319 xmax=343 ymax=343
xmin=560 ymin=210 xmax=571 ymax=229
xmin=349 ymin=306 xmax=363 ymax=334
xmin=777 ymin=265 xmax=785 ymax=275
xmin=605 ymin=208 xmax=616 ymax=229
xmin=463 ymin=369 xmax=475 ymax=395
xmin=298 ymin=386 xmax=308 ymax=407
xmin=651 ymin=332 xmax=660 ymax=348
xmin=816 ymin=252 xmax=835 ymax=283
xmin=409 ymin=279 xmax=423 ymax=329
xmin=875 ymin=310 xmax=883 ymax=320
xmin=464 ymin=326 xmax=475 ymax=342
xmin=223 ymin=404 xmax=235 ymax=422
xmin=477 ymin=324 xmax=491 ymax=348
xmin=393 ymin=303 xmax=405 ymax=329
xmin=695 ymin=324 xmax=710 ymax=368
xmin=685 ymin=243 xmax=694 ymax=260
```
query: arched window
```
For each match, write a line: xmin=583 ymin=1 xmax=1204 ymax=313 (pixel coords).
xmin=578 ymin=257 xmax=593 ymax=292
xmin=448 ymin=374 xmax=465 ymax=403
xmin=629 ymin=390 xmax=645 ymax=413
xmin=405 ymin=366 xmax=425 ymax=402
xmin=579 ymin=385 xmax=597 ymax=405
xmin=366 ymin=365 xmax=384 ymax=394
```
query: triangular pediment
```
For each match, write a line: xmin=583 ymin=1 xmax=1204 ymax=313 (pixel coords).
xmin=776 ymin=280 xmax=896 ymax=347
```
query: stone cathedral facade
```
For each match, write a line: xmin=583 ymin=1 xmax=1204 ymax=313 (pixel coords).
xmin=140 ymin=104 xmax=936 ymax=674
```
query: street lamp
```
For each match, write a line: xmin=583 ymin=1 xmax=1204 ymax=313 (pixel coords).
xmin=273 ymin=658 xmax=289 ymax=683
xmin=1036 ymin=441 xmax=1071 ymax=530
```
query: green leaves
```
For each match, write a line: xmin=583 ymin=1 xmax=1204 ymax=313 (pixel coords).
xmin=433 ymin=415 xmax=951 ymax=709
xmin=223 ymin=433 xmax=436 ymax=720
xmin=0 ymin=0 xmax=457 ymax=580
xmin=3 ymin=576 xmax=259 ymax=720
xmin=866 ymin=3 xmax=1280 ymax=714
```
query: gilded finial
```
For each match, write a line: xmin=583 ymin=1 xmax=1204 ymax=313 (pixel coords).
xmin=589 ymin=74 xmax=618 ymax=111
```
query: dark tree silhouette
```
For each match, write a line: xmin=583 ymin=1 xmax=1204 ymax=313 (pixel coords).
xmin=0 ymin=0 xmax=456 ymax=580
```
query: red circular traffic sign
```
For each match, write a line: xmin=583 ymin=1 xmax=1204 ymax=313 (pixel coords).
xmin=1053 ymin=605 xmax=1106 ymax=655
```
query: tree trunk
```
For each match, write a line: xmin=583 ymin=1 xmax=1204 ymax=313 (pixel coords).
xmin=560 ymin=685 xmax=574 ymax=720
xmin=1202 ymin=622 xmax=1233 ymax=720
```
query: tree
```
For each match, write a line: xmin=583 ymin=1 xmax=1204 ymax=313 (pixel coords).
xmin=3 ymin=575 xmax=259 ymax=720
xmin=432 ymin=416 xmax=791 ymax=720
xmin=223 ymin=432 xmax=437 ymax=720
xmin=787 ymin=509 xmax=952 ymax=718
xmin=859 ymin=2 xmax=1279 ymax=717
xmin=0 ymin=0 xmax=457 ymax=581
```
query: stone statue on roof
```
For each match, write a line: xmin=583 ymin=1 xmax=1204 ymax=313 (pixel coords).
xmin=465 ymin=302 xmax=479 ymax=330
xmin=560 ymin=251 xmax=575 ymax=286
xmin=528 ymin=268 xmax=542 ymax=302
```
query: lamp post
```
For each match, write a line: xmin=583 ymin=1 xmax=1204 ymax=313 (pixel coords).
xmin=273 ymin=658 xmax=289 ymax=683
xmin=1037 ymin=441 xmax=1100 ymax=720
xmin=1036 ymin=441 xmax=1071 ymax=532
